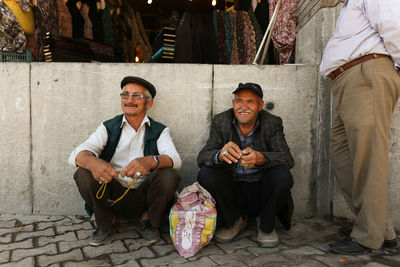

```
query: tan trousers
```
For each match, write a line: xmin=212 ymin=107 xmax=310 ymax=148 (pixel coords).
xmin=330 ymin=56 xmax=400 ymax=249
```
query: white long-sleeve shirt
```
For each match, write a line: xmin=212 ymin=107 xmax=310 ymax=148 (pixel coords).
xmin=320 ymin=0 xmax=400 ymax=77
xmin=68 ymin=115 xmax=182 ymax=187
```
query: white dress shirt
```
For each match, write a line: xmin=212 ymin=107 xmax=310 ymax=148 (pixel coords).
xmin=68 ymin=115 xmax=182 ymax=188
xmin=320 ymin=0 xmax=400 ymax=76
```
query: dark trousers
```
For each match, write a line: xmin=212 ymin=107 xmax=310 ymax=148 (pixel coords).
xmin=73 ymin=167 xmax=180 ymax=230
xmin=197 ymin=165 xmax=293 ymax=233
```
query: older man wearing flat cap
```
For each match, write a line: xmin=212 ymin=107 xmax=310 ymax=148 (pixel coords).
xmin=69 ymin=76 xmax=181 ymax=245
xmin=197 ymin=82 xmax=294 ymax=247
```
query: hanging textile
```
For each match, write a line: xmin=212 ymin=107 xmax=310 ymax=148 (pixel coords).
xmin=242 ymin=11 xmax=254 ymax=64
xmin=229 ymin=10 xmax=240 ymax=64
xmin=235 ymin=11 xmax=246 ymax=64
xmin=56 ymin=0 xmax=73 ymax=38
xmin=269 ymin=0 xmax=297 ymax=64
xmin=100 ymin=2 xmax=114 ymax=46
xmin=217 ymin=11 xmax=228 ymax=64
xmin=200 ymin=13 xmax=218 ymax=64
xmin=175 ymin=13 xmax=193 ymax=63
xmin=36 ymin=0 xmax=58 ymax=35
xmin=134 ymin=11 xmax=152 ymax=62
xmin=223 ymin=11 xmax=233 ymax=64
xmin=247 ymin=8 xmax=262 ymax=51
xmin=0 ymin=0 xmax=26 ymax=52
xmin=67 ymin=0 xmax=84 ymax=39
xmin=88 ymin=0 xmax=104 ymax=43
xmin=80 ymin=2 xmax=93 ymax=39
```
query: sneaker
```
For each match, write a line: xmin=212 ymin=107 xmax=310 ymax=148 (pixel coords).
xmin=338 ymin=226 xmax=397 ymax=248
xmin=139 ymin=220 xmax=160 ymax=243
xmin=90 ymin=224 xmax=118 ymax=246
xmin=256 ymin=217 xmax=279 ymax=247
xmin=329 ymin=238 xmax=370 ymax=255
xmin=214 ymin=216 xmax=247 ymax=243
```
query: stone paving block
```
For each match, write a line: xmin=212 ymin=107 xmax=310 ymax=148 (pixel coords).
xmin=245 ymin=252 xmax=291 ymax=266
xmin=56 ymin=221 xmax=93 ymax=234
xmin=115 ymin=259 xmax=140 ymax=267
xmin=0 ymin=239 xmax=33 ymax=252
xmin=124 ymin=238 xmax=164 ymax=251
xmin=365 ymin=263 xmax=391 ymax=267
xmin=315 ymin=254 xmax=367 ymax=266
xmin=169 ymin=256 xmax=217 ymax=267
xmin=77 ymin=229 xmax=93 ymax=240
xmin=0 ymin=251 xmax=10 ymax=264
xmin=82 ymin=240 xmax=127 ymax=258
xmin=37 ymin=218 xmax=73 ymax=230
xmin=0 ymin=224 xmax=34 ymax=236
xmin=58 ymin=239 xmax=90 ymax=253
xmin=11 ymin=243 xmax=57 ymax=262
xmin=37 ymin=248 xmax=84 ymax=267
xmin=15 ymin=227 xmax=55 ymax=242
xmin=0 ymin=215 xmax=64 ymax=225
xmin=38 ymin=231 xmax=77 ymax=247
xmin=64 ymin=259 xmax=112 ymax=267
xmin=189 ymin=244 xmax=225 ymax=259
xmin=210 ymin=248 xmax=254 ymax=265
xmin=247 ymin=245 xmax=288 ymax=256
xmin=152 ymin=243 xmax=176 ymax=256
xmin=110 ymin=247 xmax=155 ymax=265
xmin=282 ymin=245 xmax=325 ymax=256
xmin=108 ymin=229 xmax=140 ymax=241
xmin=0 ymin=234 xmax=11 ymax=243
xmin=162 ymin=232 xmax=173 ymax=244
xmin=373 ymin=253 xmax=400 ymax=266
xmin=1 ymin=256 xmax=34 ymax=267
xmin=0 ymin=220 xmax=16 ymax=228
xmin=216 ymin=238 xmax=258 ymax=253
xmin=140 ymin=252 xmax=187 ymax=266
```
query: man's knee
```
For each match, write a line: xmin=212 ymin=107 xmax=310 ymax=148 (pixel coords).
xmin=73 ymin=167 xmax=97 ymax=193
xmin=265 ymin=165 xmax=293 ymax=192
xmin=151 ymin=168 xmax=180 ymax=193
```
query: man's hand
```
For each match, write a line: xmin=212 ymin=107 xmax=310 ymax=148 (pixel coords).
xmin=218 ymin=141 xmax=242 ymax=164
xmin=121 ymin=156 xmax=156 ymax=178
xmin=240 ymin=147 xmax=267 ymax=169
xmin=87 ymin=157 xmax=119 ymax=183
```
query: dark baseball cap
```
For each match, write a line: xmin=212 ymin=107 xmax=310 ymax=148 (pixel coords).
xmin=120 ymin=76 xmax=156 ymax=98
xmin=232 ymin=82 xmax=263 ymax=99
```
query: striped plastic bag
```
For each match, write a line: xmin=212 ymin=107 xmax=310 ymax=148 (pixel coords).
xmin=169 ymin=182 xmax=217 ymax=258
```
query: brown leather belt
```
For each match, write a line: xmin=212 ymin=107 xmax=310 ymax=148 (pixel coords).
xmin=329 ymin=53 xmax=390 ymax=80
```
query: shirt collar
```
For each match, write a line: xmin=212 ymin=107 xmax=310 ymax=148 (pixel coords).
xmin=121 ymin=115 xmax=151 ymax=128
xmin=232 ymin=116 xmax=260 ymax=137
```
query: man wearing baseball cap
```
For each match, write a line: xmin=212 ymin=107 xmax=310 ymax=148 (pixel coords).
xmin=69 ymin=76 xmax=181 ymax=245
xmin=197 ymin=82 xmax=294 ymax=247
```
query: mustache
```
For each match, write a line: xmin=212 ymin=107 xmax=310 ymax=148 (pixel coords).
xmin=237 ymin=109 xmax=252 ymax=113
xmin=124 ymin=103 xmax=138 ymax=107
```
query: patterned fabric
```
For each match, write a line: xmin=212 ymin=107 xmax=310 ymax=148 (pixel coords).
xmin=248 ymin=8 xmax=263 ymax=51
xmin=223 ymin=11 xmax=233 ymax=64
xmin=269 ymin=0 xmax=297 ymax=64
xmin=197 ymin=108 xmax=294 ymax=171
xmin=242 ymin=11 xmax=253 ymax=64
xmin=232 ymin=118 xmax=261 ymax=182
xmin=56 ymin=0 xmax=72 ymax=38
xmin=80 ymin=2 xmax=93 ymax=40
xmin=217 ymin=11 xmax=227 ymax=64
xmin=229 ymin=10 xmax=240 ymax=64
xmin=101 ymin=3 xmax=114 ymax=46
xmin=18 ymin=0 xmax=30 ymax=12
xmin=235 ymin=11 xmax=246 ymax=64
xmin=36 ymin=0 xmax=58 ymax=35
xmin=0 ymin=0 xmax=26 ymax=52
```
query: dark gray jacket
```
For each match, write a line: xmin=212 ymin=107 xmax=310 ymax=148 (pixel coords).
xmin=197 ymin=108 xmax=295 ymax=169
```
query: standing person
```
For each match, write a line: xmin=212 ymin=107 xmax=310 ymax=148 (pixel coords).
xmin=68 ymin=76 xmax=181 ymax=245
xmin=320 ymin=0 xmax=400 ymax=254
xmin=197 ymin=82 xmax=294 ymax=247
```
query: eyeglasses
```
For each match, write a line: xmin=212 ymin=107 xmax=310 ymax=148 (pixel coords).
xmin=120 ymin=92 xmax=149 ymax=100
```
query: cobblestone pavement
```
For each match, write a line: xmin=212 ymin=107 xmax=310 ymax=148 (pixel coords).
xmin=0 ymin=214 xmax=399 ymax=267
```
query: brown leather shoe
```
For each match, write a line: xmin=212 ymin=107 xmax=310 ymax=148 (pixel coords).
xmin=214 ymin=216 xmax=247 ymax=243
xmin=256 ymin=217 xmax=279 ymax=247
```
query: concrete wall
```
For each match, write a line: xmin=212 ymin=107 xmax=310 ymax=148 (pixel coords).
xmin=0 ymin=62 xmax=317 ymax=218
